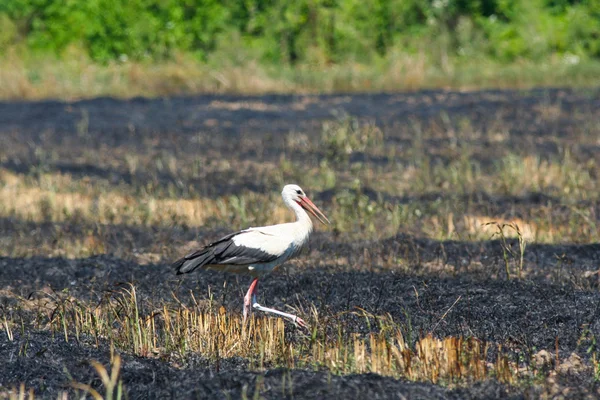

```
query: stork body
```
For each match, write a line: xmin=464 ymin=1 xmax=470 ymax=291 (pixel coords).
xmin=173 ymin=184 xmax=329 ymax=328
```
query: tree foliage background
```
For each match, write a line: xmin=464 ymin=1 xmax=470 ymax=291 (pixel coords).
xmin=0 ymin=0 xmax=598 ymax=64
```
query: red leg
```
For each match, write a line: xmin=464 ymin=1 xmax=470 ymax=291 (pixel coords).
xmin=243 ymin=278 xmax=259 ymax=323
xmin=243 ymin=278 xmax=308 ymax=329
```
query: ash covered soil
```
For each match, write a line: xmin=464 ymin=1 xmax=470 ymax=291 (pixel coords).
xmin=1 ymin=89 xmax=600 ymax=398
xmin=2 ymin=247 xmax=600 ymax=399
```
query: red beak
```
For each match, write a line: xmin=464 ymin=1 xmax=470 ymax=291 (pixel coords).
xmin=299 ymin=196 xmax=330 ymax=225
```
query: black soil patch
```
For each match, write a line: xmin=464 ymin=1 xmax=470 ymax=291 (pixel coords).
xmin=2 ymin=88 xmax=600 ymax=398
xmin=1 ymin=252 xmax=600 ymax=355
xmin=2 ymin=250 xmax=600 ymax=398
xmin=2 ymin=88 xmax=599 ymax=198
xmin=0 ymin=331 xmax=519 ymax=400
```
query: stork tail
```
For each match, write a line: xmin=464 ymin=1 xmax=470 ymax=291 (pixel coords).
xmin=173 ymin=248 xmax=214 ymax=274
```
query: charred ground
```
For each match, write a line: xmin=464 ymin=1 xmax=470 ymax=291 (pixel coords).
xmin=1 ymin=88 xmax=599 ymax=398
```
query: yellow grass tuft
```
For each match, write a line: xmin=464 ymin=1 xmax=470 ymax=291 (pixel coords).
xmin=463 ymin=216 xmax=537 ymax=242
xmin=0 ymin=169 xmax=291 ymax=228
xmin=2 ymin=286 xmax=527 ymax=386
xmin=0 ymin=384 xmax=35 ymax=400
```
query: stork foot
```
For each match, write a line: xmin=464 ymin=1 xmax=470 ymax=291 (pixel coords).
xmin=294 ymin=316 xmax=308 ymax=329
xmin=243 ymin=277 xmax=307 ymax=329
xmin=252 ymin=301 xmax=308 ymax=329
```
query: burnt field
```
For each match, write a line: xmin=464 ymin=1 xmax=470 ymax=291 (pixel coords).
xmin=1 ymin=89 xmax=599 ymax=399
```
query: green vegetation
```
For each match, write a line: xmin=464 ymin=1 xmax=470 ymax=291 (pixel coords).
xmin=2 ymin=0 xmax=599 ymax=63
xmin=1 ymin=0 xmax=600 ymax=99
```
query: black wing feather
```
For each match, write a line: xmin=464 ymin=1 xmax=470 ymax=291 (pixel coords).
xmin=172 ymin=230 xmax=279 ymax=275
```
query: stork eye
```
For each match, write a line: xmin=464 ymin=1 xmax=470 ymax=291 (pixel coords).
xmin=296 ymin=190 xmax=302 ymax=195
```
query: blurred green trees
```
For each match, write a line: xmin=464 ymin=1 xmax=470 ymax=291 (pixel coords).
xmin=0 ymin=0 xmax=598 ymax=63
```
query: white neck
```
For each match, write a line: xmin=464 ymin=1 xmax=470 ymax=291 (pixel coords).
xmin=283 ymin=196 xmax=314 ymax=234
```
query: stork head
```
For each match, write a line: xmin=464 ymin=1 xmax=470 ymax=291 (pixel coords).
xmin=282 ymin=184 xmax=330 ymax=225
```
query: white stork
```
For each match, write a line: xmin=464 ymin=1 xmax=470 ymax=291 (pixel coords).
xmin=172 ymin=184 xmax=329 ymax=328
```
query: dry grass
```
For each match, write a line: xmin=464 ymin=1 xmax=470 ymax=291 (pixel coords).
xmin=462 ymin=216 xmax=537 ymax=242
xmin=0 ymin=49 xmax=290 ymax=101
xmin=0 ymin=169 xmax=291 ymax=228
xmin=1 ymin=94 xmax=599 ymax=396
xmin=1 ymin=353 xmax=124 ymax=400
xmin=1 ymin=47 xmax=599 ymax=101
xmin=1 ymin=285 xmax=528 ymax=387
xmin=0 ymin=134 xmax=598 ymax=260
xmin=70 ymin=351 xmax=124 ymax=400
xmin=0 ymin=384 xmax=35 ymax=400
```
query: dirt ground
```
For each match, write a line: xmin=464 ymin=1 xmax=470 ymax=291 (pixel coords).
xmin=1 ymin=88 xmax=600 ymax=398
